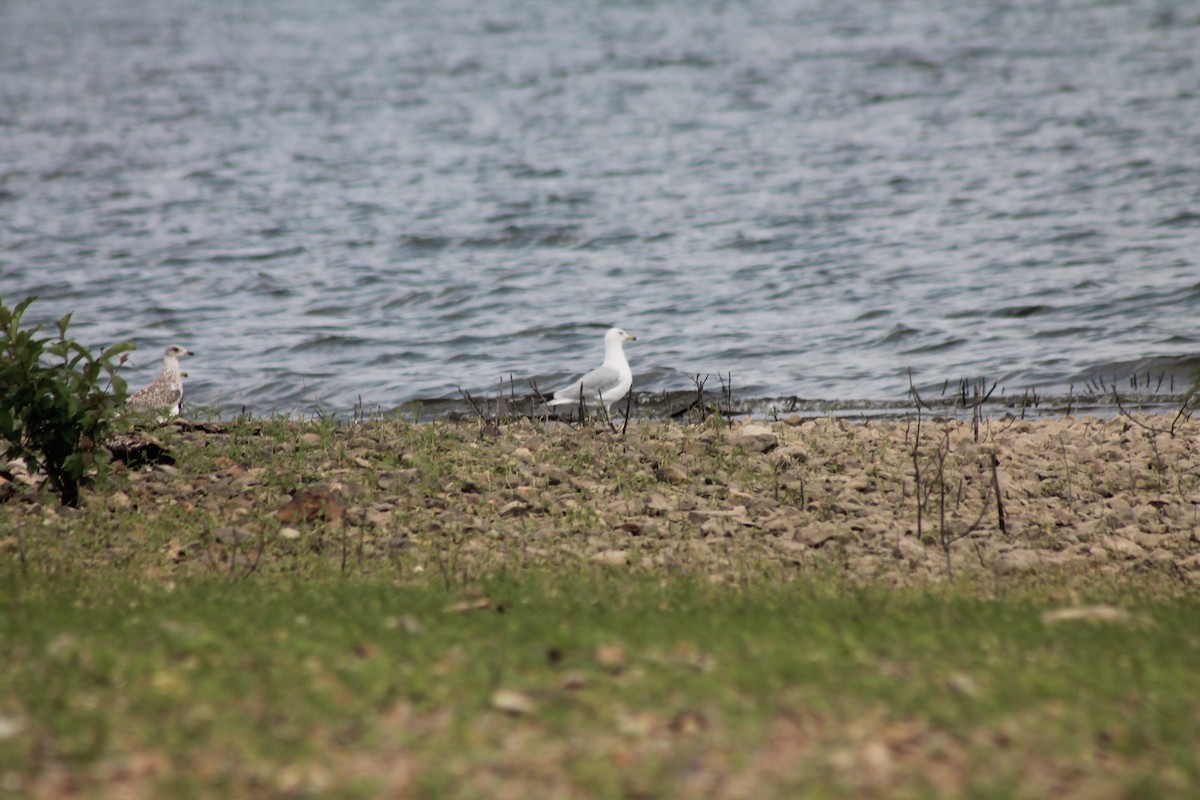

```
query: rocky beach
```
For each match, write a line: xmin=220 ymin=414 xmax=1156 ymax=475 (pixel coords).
xmin=7 ymin=411 xmax=1198 ymax=588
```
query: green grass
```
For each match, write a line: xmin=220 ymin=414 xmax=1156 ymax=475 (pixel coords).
xmin=2 ymin=414 xmax=1200 ymax=797
xmin=2 ymin=568 xmax=1199 ymax=798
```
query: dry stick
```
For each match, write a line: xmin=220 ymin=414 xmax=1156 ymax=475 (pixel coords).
xmin=15 ymin=524 xmax=27 ymax=575
xmin=432 ymin=539 xmax=453 ymax=591
xmin=597 ymin=389 xmax=615 ymax=431
xmin=457 ymin=386 xmax=487 ymax=423
xmin=1108 ymin=382 xmax=1181 ymax=438
xmin=341 ymin=521 xmax=348 ymax=575
xmin=693 ymin=373 xmax=710 ymax=424
xmin=718 ymin=371 xmax=734 ymax=416
xmin=991 ymin=452 xmax=1007 ymax=536
xmin=1171 ymin=397 xmax=1196 ymax=437
xmin=971 ymin=379 xmax=998 ymax=442
xmin=942 ymin=479 xmax=995 ymax=581
xmin=228 ymin=530 xmax=239 ymax=577
xmin=1058 ymin=434 xmax=1075 ymax=512
xmin=200 ymin=531 xmax=219 ymax=574
xmin=912 ymin=405 xmax=924 ymax=543
xmin=929 ymin=425 xmax=998 ymax=581
xmin=621 ymin=379 xmax=634 ymax=436
xmin=908 ymin=370 xmax=925 ymax=543
xmin=971 ymin=538 xmax=989 ymax=569
xmin=530 ymin=378 xmax=550 ymax=424
xmin=238 ymin=529 xmax=266 ymax=580
xmin=935 ymin=430 xmax=949 ymax=577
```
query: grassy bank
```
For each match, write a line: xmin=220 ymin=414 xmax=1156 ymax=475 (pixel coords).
xmin=2 ymin=414 xmax=1200 ymax=797
xmin=4 ymin=571 xmax=1199 ymax=798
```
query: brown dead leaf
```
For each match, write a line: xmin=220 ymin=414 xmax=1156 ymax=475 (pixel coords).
xmin=794 ymin=522 xmax=848 ymax=548
xmin=592 ymin=549 xmax=630 ymax=566
xmin=498 ymin=499 xmax=531 ymax=517
xmin=560 ymin=672 xmax=588 ymax=690
xmin=669 ymin=709 xmax=709 ymax=735
xmin=1041 ymin=605 xmax=1147 ymax=625
xmin=595 ymin=644 xmax=628 ymax=671
xmin=277 ymin=487 xmax=344 ymax=527
xmin=655 ymin=464 xmax=689 ymax=484
xmin=442 ymin=598 xmax=493 ymax=614
xmin=490 ymin=689 xmax=536 ymax=715
xmin=351 ymin=642 xmax=378 ymax=659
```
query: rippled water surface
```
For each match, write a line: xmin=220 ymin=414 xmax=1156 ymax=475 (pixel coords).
xmin=3 ymin=0 xmax=1199 ymax=416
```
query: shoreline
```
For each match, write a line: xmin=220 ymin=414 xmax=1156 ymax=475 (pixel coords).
xmin=5 ymin=411 xmax=1199 ymax=588
xmin=257 ymin=384 xmax=1197 ymax=425
xmin=4 ymin=412 xmax=1200 ymax=797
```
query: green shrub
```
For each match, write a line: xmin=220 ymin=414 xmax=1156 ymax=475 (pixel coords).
xmin=0 ymin=296 xmax=135 ymax=506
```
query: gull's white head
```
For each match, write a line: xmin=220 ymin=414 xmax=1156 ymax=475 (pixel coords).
xmin=606 ymin=327 xmax=636 ymax=344
xmin=164 ymin=344 xmax=195 ymax=360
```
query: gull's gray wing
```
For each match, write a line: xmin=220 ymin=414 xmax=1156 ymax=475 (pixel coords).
xmin=554 ymin=364 xmax=622 ymax=402
xmin=128 ymin=377 xmax=182 ymax=412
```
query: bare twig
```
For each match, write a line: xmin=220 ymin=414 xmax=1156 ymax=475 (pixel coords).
xmin=1108 ymin=382 xmax=1187 ymax=438
xmin=15 ymin=523 xmax=27 ymax=575
xmin=529 ymin=378 xmax=548 ymax=423
xmin=693 ymin=373 xmax=710 ymax=424
xmin=910 ymin=375 xmax=925 ymax=544
xmin=991 ymin=452 xmax=1007 ymax=536
xmin=718 ymin=372 xmax=734 ymax=416
xmin=458 ymin=386 xmax=488 ymax=423
xmin=240 ymin=529 xmax=266 ymax=580
xmin=621 ymin=379 xmax=634 ymax=436
xmin=228 ymin=530 xmax=239 ymax=577
xmin=1057 ymin=434 xmax=1075 ymax=511
xmin=597 ymin=389 xmax=615 ymax=431
xmin=941 ymin=477 xmax=994 ymax=580
xmin=907 ymin=368 xmax=936 ymax=412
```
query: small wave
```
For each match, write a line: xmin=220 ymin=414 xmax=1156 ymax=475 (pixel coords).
xmin=462 ymin=224 xmax=579 ymax=249
xmin=580 ymin=231 xmax=639 ymax=249
xmin=900 ymin=337 xmax=965 ymax=355
xmin=397 ymin=234 xmax=451 ymax=251
xmin=382 ymin=290 xmax=434 ymax=310
xmin=636 ymin=53 xmax=717 ymax=69
xmin=505 ymin=162 xmax=564 ymax=179
xmin=991 ymin=304 xmax=1056 ymax=319
xmin=1155 ymin=210 xmax=1200 ymax=228
xmin=291 ymin=334 xmax=374 ymax=353
xmin=304 ymin=305 xmax=355 ymax=318
xmin=1069 ymin=353 xmax=1200 ymax=391
xmin=1031 ymin=326 xmax=1100 ymax=340
xmin=367 ymin=350 xmax=428 ymax=366
xmin=720 ymin=232 xmax=798 ymax=252
xmin=210 ymin=246 xmax=305 ymax=263
xmin=872 ymin=325 xmax=921 ymax=345
xmin=1047 ymin=228 xmax=1102 ymax=244
xmin=246 ymin=272 xmax=295 ymax=298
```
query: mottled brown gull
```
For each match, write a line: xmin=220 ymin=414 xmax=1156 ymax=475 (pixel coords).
xmin=126 ymin=344 xmax=194 ymax=419
xmin=547 ymin=327 xmax=636 ymax=415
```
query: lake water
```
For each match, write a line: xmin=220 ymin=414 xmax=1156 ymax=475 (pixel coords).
xmin=3 ymin=0 xmax=1199 ymax=418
